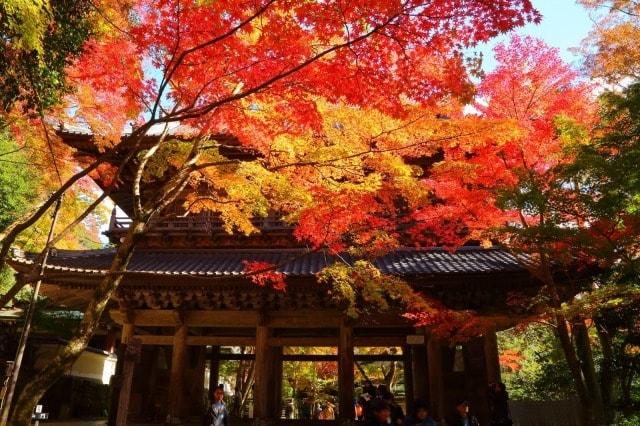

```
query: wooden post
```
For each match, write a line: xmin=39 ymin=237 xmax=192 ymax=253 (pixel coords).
xmin=484 ymin=328 xmax=501 ymax=385
xmin=143 ymin=347 xmax=159 ymax=419
xmin=403 ymin=345 xmax=414 ymax=414
xmin=338 ymin=322 xmax=354 ymax=422
xmin=271 ymin=346 xmax=283 ymax=418
xmin=104 ymin=325 xmax=118 ymax=354
xmin=168 ymin=322 xmax=188 ymax=423
xmin=427 ymin=335 xmax=445 ymax=422
xmin=254 ymin=322 xmax=271 ymax=422
xmin=116 ymin=323 xmax=135 ymax=426
xmin=209 ymin=346 xmax=221 ymax=397
xmin=411 ymin=343 xmax=428 ymax=401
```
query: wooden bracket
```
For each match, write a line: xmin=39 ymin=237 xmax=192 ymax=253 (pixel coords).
xmin=173 ymin=306 xmax=186 ymax=326
xmin=119 ymin=300 xmax=135 ymax=325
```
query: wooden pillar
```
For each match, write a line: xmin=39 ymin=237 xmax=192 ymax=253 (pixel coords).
xmin=143 ymin=347 xmax=160 ymax=418
xmin=271 ymin=346 xmax=283 ymax=418
xmin=192 ymin=347 xmax=207 ymax=415
xmin=254 ymin=322 xmax=271 ymax=421
xmin=168 ymin=322 xmax=188 ymax=423
xmin=427 ymin=336 xmax=446 ymax=422
xmin=209 ymin=346 xmax=221 ymax=397
xmin=104 ymin=325 xmax=118 ymax=354
xmin=403 ymin=345 xmax=414 ymax=414
xmin=412 ymin=344 xmax=428 ymax=401
xmin=484 ymin=328 xmax=501 ymax=385
xmin=116 ymin=323 xmax=135 ymax=426
xmin=338 ymin=322 xmax=354 ymax=421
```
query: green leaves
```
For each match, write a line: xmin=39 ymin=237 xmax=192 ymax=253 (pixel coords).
xmin=317 ymin=260 xmax=419 ymax=319
xmin=1 ymin=0 xmax=51 ymax=54
xmin=0 ymin=0 xmax=92 ymax=113
xmin=0 ymin=128 xmax=38 ymax=231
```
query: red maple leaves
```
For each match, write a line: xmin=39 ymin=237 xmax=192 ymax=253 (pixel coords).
xmin=243 ymin=261 xmax=287 ymax=291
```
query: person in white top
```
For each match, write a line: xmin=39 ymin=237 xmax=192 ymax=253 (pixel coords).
xmin=203 ymin=385 xmax=229 ymax=426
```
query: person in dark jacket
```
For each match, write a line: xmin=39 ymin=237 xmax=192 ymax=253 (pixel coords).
xmin=488 ymin=382 xmax=512 ymax=426
xmin=448 ymin=400 xmax=479 ymax=426
xmin=362 ymin=380 xmax=377 ymax=400
xmin=365 ymin=399 xmax=392 ymax=426
xmin=359 ymin=380 xmax=377 ymax=421
xmin=404 ymin=399 xmax=437 ymax=426
xmin=203 ymin=385 xmax=229 ymax=426
xmin=382 ymin=391 xmax=404 ymax=426
xmin=376 ymin=384 xmax=389 ymax=399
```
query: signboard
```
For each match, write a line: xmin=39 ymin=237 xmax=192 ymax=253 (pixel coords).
xmin=32 ymin=405 xmax=48 ymax=421
xmin=406 ymin=335 xmax=425 ymax=345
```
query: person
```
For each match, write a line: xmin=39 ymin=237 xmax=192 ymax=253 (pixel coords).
xmin=284 ymin=399 xmax=295 ymax=419
xmin=203 ymin=385 xmax=229 ymax=426
xmin=359 ymin=381 xmax=377 ymax=421
xmin=362 ymin=380 xmax=377 ymax=400
xmin=448 ymin=400 xmax=479 ymax=426
xmin=382 ymin=391 xmax=404 ymax=426
xmin=488 ymin=383 xmax=512 ymax=426
xmin=377 ymin=384 xmax=389 ymax=399
xmin=405 ymin=399 xmax=437 ymax=426
xmin=313 ymin=401 xmax=323 ymax=419
xmin=355 ymin=399 xmax=364 ymax=420
xmin=365 ymin=399 xmax=393 ymax=426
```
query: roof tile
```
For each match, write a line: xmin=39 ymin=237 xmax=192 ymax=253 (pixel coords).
xmin=12 ymin=247 xmax=528 ymax=278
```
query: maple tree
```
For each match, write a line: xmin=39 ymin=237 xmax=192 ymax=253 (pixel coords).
xmin=423 ymin=34 xmax=640 ymax=423
xmin=579 ymin=0 xmax=640 ymax=84
xmin=0 ymin=1 xmax=547 ymax=423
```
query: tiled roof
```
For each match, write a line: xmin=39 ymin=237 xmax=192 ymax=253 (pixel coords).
xmin=10 ymin=247 xmax=528 ymax=278
xmin=53 ymin=121 xmax=200 ymax=138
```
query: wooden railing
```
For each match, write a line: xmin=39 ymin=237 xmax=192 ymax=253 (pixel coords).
xmin=107 ymin=210 xmax=293 ymax=234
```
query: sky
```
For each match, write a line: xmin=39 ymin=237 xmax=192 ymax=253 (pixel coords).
xmin=477 ymin=0 xmax=597 ymax=73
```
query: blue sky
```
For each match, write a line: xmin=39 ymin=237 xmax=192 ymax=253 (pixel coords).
xmin=477 ymin=0 xmax=597 ymax=72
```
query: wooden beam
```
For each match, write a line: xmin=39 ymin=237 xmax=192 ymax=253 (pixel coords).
xmin=110 ymin=309 xmax=259 ymax=327
xmin=111 ymin=308 xmax=396 ymax=328
xmin=269 ymin=337 xmax=337 ymax=347
xmin=281 ymin=354 xmax=336 ymax=362
xmin=187 ymin=336 xmax=255 ymax=346
xmin=135 ymin=335 xmax=174 ymax=346
xmin=109 ymin=308 xmax=412 ymax=329
xmin=168 ymin=323 xmax=188 ymax=423
xmin=338 ymin=322 xmax=354 ymax=421
xmin=121 ymin=332 xmax=407 ymax=349
xmin=129 ymin=335 xmax=256 ymax=346
xmin=353 ymin=336 xmax=406 ymax=347
xmin=265 ymin=310 xmax=343 ymax=328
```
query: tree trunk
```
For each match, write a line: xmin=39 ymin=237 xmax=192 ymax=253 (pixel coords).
xmin=573 ymin=321 xmax=606 ymax=425
xmin=8 ymin=126 xmax=195 ymax=425
xmin=620 ymin=358 xmax=637 ymax=410
xmin=595 ymin=319 xmax=615 ymax=423
xmin=383 ymin=361 xmax=397 ymax=390
xmin=8 ymin=220 xmax=145 ymax=425
xmin=240 ymin=360 xmax=255 ymax=412
xmin=554 ymin=315 xmax=592 ymax=425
